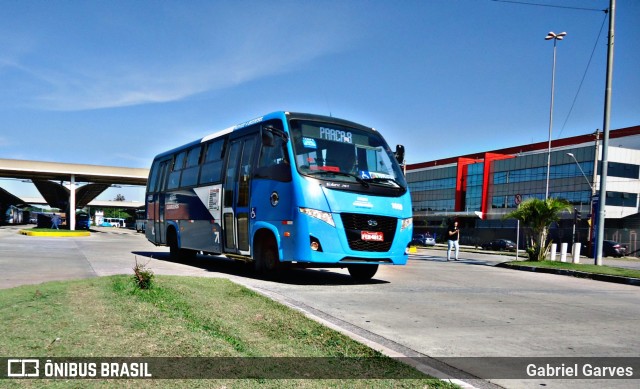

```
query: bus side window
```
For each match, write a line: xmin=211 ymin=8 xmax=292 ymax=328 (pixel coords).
xmin=224 ymin=141 xmax=242 ymax=208
xmin=237 ymin=136 xmax=257 ymax=207
xmin=158 ymin=159 xmax=170 ymax=191
xmin=200 ymin=139 xmax=225 ymax=184
xmin=147 ymin=160 xmax=161 ymax=193
xmin=180 ymin=146 xmax=201 ymax=187
xmin=168 ymin=151 xmax=186 ymax=190
xmin=255 ymin=133 xmax=291 ymax=182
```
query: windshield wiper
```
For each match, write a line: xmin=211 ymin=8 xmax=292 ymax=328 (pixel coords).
xmin=362 ymin=177 xmax=404 ymax=188
xmin=307 ymin=171 xmax=369 ymax=188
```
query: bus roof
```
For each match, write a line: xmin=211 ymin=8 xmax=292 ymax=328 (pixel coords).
xmin=152 ymin=111 xmax=377 ymax=161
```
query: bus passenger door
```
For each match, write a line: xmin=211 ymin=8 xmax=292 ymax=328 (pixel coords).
xmin=222 ymin=135 xmax=257 ymax=256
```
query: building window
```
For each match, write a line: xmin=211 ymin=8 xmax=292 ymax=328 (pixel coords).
xmin=412 ymin=199 xmax=455 ymax=212
xmin=408 ymin=177 xmax=456 ymax=192
xmin=601 ymin=162 xmax=640 ymax=179
xmin=492 ymin=190 xmax=592 ymax=209
xmin=605 ymin=192 xmax=638 ymax=207
xmin=493 ymin=162 xmax=593 ymax=185
xmin=465 ymin=163 xmax=484 ymax=211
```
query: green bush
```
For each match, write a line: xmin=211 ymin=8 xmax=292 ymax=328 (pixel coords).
xmin=133 ymin=258 xmax=154 ymax=289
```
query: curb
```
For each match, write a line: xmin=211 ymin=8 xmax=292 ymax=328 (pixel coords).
xmin=415 ymin=244 xmax=528 ymax=259
xmin=19 ymin=230 xmax=91 ymax=237
xmin=240 ymin=282 xmax=484 ymax=389
xmin=496 ymin=263 xmax=640 ymax=287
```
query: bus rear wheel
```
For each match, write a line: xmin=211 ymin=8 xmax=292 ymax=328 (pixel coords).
xmin=168 ymin=230 xmax=179 ymax=258
xmin=167 ymin=229 xmax=196 ymax=261
xmin=347 ymin=264 xmax=378 ymax=281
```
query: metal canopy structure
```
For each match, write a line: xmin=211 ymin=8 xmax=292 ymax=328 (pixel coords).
xmin=0 ymin=158 xmax=149 ymax=230
xmin=31 ymin=180 xmax=113 ymax=210
xmin=0 ymin=158 xmax=148 ymax=185
xmin=0 ymin=186 xmax=26 ymax=207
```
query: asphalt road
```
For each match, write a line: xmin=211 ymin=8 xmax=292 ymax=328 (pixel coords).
xmin=1 ymin=225 xmax=639 ymax=389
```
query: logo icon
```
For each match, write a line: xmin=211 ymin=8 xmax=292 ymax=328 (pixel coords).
xmin=7 ymin=359 xmax=40 ymax=377
xmin=367 ymin=219 xmax=378 ymax=227
xmin=270 ymin=192 xmax=279 ymax=207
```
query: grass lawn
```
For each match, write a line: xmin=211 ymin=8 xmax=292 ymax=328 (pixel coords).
xmin=0 ymin=275 xmax=457 ymax=388
xmin=504 ymin=260 xmax=640 ymax=279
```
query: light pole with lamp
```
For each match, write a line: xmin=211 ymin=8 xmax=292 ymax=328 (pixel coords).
xmin=566 ymin=153 xmax=594 ymax=192
xmin=567 ymin=152 xmax=595 ymax=257
xmin=544 ymin=31 xmax=567 ymax=200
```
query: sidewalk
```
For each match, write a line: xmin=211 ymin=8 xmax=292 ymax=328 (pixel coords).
xmin=413 ymin=244 xmax=640 ymax=287
xmin=425 ymin=243 xmax=640 ymax=268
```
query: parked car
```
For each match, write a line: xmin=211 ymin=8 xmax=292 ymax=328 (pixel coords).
xmin=583 ymin=240 xmax=627 ymax=258
xmin=411 ymin=233 xmax=436 ymax=246
xmin=481 ymin=239 xmax=517 ymax=251
xmin=603 ymin=240 xmax=626 ymax=258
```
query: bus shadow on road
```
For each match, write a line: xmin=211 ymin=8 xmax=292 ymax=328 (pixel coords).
xmin=410 ymin=254 xmax=502 ymax=267
xmin=132 ymin=251 xmax=389 ymax=286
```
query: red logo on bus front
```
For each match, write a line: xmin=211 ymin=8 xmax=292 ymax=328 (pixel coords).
xmin=361 ymin=231 xmax=384 ymax=241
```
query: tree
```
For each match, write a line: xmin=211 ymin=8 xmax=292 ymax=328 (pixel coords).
xmin=115 ymin=194 xmax=126 ymax=201
xmin=504 ymin=197 xmax=572 ymax=261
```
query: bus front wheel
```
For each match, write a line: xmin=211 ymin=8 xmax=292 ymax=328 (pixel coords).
xmin=347 ymin=264 xmax=378 ymax=281
xmin=255 ymin=243 xmax=279 ymax=274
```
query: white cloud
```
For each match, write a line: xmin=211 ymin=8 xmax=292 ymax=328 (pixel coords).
xmin=6 ymin=3 xmax=358 ymax=112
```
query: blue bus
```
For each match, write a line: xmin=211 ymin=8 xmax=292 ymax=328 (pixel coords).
xmin=76 ymin=212 xmax=91 ymax=229
xmin=145 ymin=112 xmax=412 ymax=280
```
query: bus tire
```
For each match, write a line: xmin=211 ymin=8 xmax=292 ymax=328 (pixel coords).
xmin=167 ymin=228 xmax=180 ymax=259
xmin=255 ymin=241 xmax=279 ymax=274
xmin=347 ymin=264 xmax=378 ymax=281
xmin=167 ymin=228 xmax=196 ymax=260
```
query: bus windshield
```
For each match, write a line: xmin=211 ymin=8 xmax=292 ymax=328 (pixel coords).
xmin=290 ymin=120 xmax=407 ymax=188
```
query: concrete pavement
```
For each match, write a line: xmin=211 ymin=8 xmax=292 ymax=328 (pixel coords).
xmin=2 ymin=225 xmax=640 ymax=389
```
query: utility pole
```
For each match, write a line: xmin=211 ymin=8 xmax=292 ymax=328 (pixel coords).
xmin=595 ymin=0 xmax=616 ymax=266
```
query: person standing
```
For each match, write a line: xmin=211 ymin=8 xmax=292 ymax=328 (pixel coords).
xmin=447 ymin=220 xmax=460 ymax=261
xmin=51 ymin=213 xmax=60 ymax=229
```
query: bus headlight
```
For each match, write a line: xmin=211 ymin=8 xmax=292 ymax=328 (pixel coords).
xmin=400 ymin=217 xmax=413 ymax=231
xmin=299 ymin=207 xmax=335 ymax=227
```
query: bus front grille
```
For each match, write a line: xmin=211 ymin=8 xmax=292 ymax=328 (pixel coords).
xmin=340 ymin=213 xmax=397 ymax=252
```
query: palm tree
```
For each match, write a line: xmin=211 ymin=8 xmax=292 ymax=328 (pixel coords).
xmin=504 ymin=197 xmax=572 ymax=261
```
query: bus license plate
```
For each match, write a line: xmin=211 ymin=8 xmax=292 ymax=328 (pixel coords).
xmin=361 ymin=231 xmax=384 ymax=241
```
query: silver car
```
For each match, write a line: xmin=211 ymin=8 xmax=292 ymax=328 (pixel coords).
xmin=411 ymin=233 xmax=436 ymax=246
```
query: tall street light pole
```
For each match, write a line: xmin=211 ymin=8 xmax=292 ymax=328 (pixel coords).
xmin=566 ymin=153 xmax=593 ymax=192
xmin=544 ymin=31 xmax=567 ymax=200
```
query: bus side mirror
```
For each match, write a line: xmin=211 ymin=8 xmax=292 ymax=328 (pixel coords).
xmin=394 ymin=144 xmax=405 ymax=165
xmin=262 ymin=127 xmax=275 ymax=147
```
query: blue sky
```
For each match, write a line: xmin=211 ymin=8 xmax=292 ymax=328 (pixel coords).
xmin=1 ymin=0 xmax=638 ymax=201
